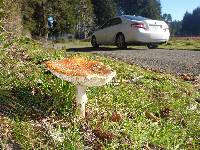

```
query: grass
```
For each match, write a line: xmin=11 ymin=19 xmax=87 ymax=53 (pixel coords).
xmin=160 ymin=38 xmax=200 ymax=50
xmin=48 ymin=37 xmax=200 ymax=50
xmin=0 ymin=33 xmax=200 ymax=149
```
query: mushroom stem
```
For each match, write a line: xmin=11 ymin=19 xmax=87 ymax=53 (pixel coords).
xmin=76 ymin=85 xmax=88 ymax=118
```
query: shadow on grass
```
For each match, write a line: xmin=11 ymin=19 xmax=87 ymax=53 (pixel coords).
xmin=0 ymin=85 xmax=75 ymax=121
xmin=158 ymin=47 xmax=200 ymax=51
xmin=69 ymin=47 xmax=145 ymax=52
xmin=69 ymin=46 xmax=200 ymax=52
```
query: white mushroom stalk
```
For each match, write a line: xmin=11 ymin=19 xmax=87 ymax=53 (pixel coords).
xmin=76 ymin=85 xmax=88 ymax=118
xmin=45 ymin=57 xmax=116 ymax=118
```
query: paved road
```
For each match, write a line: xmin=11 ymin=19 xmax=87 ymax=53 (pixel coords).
xmin=69 ymin=47 xmax=200 ymax=76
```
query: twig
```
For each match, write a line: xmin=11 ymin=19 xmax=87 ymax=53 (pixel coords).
xmin=0 ymin=25 xmax=12 ymax=34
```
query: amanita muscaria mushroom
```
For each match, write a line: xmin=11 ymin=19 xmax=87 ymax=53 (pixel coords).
xmin=45 ymin=57 xmax=116 ymax=118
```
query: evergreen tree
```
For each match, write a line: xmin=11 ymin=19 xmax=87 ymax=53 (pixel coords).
xmin=141 ymin=0 xmax=161 ymax=19
xmin=116 ymin=0 xmax=143 ymax=15
xmin=50 ymin=0 xmax=77 ymax=34
xmin=92 ymin=0 xmax=117 ymax=26
xmin=21 ymin=0 xmax=94 ymax=39
xmin=75 ymin=0 xmax=94 ymax=38
xmin=170 ymin=20 xmax=182 ymax=36
xmin=182 ymin=7 xmax=200 ymax=36
xmin=182 ymin=11 xmax=194 ymax=35
xmin=192 ymin=7 xmax=200 ymax=35
xmin=21 ymin=0 xmax=49 ymax=39
xmin=115 ymin=0 xmax=161 ymax=19
xmin=162 ymin=13 xmax=172 ymax=23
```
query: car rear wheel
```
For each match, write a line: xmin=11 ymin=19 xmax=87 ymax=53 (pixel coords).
xmin=147 ymin=44 xmax=158 ymax=49
xmin=116 ymin=33 xmax=127 ymax=49
xmin=91 ymin=36 xmax=99 ymax=48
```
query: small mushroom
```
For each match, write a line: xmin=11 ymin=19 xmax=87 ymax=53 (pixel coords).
xmin=45 ymin=57 xmax=116 ymax=118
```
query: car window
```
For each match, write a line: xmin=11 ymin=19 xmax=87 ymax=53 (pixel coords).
xmin=109 ymin=18 xmax=122 ymax=26
xmin=124 ymin=15 xmax=151 ymax=21
xmin=100 ymin=21 xmax=111 ymax=29
xmin=100 ymin=18 xmax=122 ymax=29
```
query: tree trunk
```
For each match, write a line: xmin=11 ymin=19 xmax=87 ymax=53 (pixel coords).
xmin=41 ymin=2 xmax=48 ymax=41
xmin=3 ymin=0 xmax=22 ymax=36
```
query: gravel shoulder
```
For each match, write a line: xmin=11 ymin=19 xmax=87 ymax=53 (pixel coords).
xmin=69 ymin=47 xmax=200 ymax=76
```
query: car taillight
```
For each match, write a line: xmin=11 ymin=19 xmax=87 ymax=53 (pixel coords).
xmin=131 ymin=23 xmax=146 ymax=29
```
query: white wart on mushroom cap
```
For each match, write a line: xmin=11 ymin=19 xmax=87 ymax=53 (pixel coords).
xmin=45 ymin=57 xmax=116 ymax=86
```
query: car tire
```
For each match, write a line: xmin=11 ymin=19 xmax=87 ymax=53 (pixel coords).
xmin=116 ymin=33 xmax=127 ymax=49
xmin=147 ymin=44 xmax=158 ymax=49
xmin=91 ymin=36 xmax=99 ymax=48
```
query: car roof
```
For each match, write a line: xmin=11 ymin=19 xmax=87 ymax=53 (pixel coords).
xmin=117 ymin=15 xmax=151 ymax=21
xmin=101 ymin=15 xmax=151 ymax=26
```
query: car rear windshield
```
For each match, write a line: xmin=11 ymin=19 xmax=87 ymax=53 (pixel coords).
xmin=124 ymin=15 xmax=151 ymax=21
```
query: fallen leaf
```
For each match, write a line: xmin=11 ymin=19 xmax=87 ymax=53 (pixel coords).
xmin=110 ymin=111 xmax=122 ymax=122
xmin=85 ymin=108 xmax=94 ymax=121
xmin=92 ymin=141 xmax=103 ymax=150
xmin=180 ymin=74 xmax=196 ymax=81
xmin=144 ymin=111 xmax=160 ymax=123
xmin=92 ymin=128 xmax=114 ymax=142
xmin=159 ymin=108 xmax=171 ymax=119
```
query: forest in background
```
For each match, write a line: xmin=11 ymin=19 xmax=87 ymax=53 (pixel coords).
xmin=0 ymin=0 xmax=200 ymax=40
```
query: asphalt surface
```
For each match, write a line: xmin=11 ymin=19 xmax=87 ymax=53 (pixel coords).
xmin=69 ymin=47 xmax=200 ymax=76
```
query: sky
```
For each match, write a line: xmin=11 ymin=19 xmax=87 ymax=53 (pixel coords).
xmin=160 ymin=0 xmax=200 ymax=21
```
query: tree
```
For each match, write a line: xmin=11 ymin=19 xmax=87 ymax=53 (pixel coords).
xmin=182 ymin=8 xmax=200 ymax=36
xmin=115 ymin=0 xmax=161 ymax=19
xmin=182 ymin=11 xmax=193 ymax=35
xmin=21 ymin=0 xmax=94 ymax=40
xmin=170 ymin=21 xmax=182 ymax=36
xmin=21 ymin=0 xmax=83 ymax=39
xmin=181 ymin=7 xmax=200 ymax=36
xmin=21 ymin=0 xmax=49 ymax=39
xmin=115 ymin=0 xmax=149 ymax=16
xmin=192 ymin=7 xmax=200 ymax=35
xmin=162 ymin=13 xmax=172 ymax=23
xmin=1 ymin=0 xmax=22 ymax=36
xmin=140 ymin=0 xmax=161 ymax=19
xmin=75 ymin=0 xmax=94 ymax=39
xmin=50 ymin=0 xmax=77 ymax=34
xmin=92 ymin=0 xmax=117 ymax=26
xmin=50 ymin=0 xmax=94 ymax=39
xmin=115 ymin=0 xmax=142 ymax=15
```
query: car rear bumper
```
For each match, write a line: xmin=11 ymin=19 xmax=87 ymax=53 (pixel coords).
xmin=126 ymin=29 xmax=170 ymax=43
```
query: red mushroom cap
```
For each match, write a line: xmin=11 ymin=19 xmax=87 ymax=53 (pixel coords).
xmin=45 ymin=57 xmax=112 ymax=77
xmin=45 ymin=57 xmax=116 ymax=86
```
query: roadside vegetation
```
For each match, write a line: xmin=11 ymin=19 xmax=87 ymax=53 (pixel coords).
xmin=0 ymin=33 xmax=200 ymax=149
xmin=160 ymin=37 xmax=200 ymax=50
xmin=1 ymin=0 xmax=200 ymax=149
xmin=48 ymin=37 xmax=200 ymax=51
